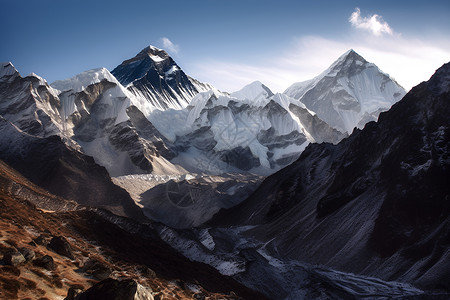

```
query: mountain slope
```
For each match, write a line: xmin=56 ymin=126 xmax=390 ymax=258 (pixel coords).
xmin=213 ymin=62 xmax=450 ymax=290
xmin=112 ymin=46 xmax=214 ymax=110
xmin=0 ymin=116 xmax=144 ymax=220
xmin=0 ymin=159 xmax=267 ymax=300
xmin=285 ymin=50 xmax=406 ymax=133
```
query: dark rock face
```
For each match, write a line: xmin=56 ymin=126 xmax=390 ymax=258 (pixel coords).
xmin=65 ymin=287 xmax=83 ymax=300
xmin=126 ymin=105 xmax=175 ymax=159
xmin=289 ymin=104 xmax=348 ymax=144
xmin=80 ymin=258 xmax=112 ymax=280
xmin=219 ymin=146 xmax=260 ymax=171
xmin=66 ymin=80 xmax=118 ymax=142
xmin=213 ymin=62 xmax=450 ymax=290
xmin=0 ymin=69 xmax=62 ymax=137
xmin=33 ymin=255 xmax=55 ymax=270
xmin=106 ymin=106 xmax=176 ymax=175
xmin=257 ymin=127 xmax=307 ymax=150
xmin=48 ymin=236 xmax=75 ymax=259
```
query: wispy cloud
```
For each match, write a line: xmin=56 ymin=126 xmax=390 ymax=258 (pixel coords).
xmin=349 ymin=8 xmax=393 ymax=36
xmin=161 ymin=37 xmax=179 ymax=54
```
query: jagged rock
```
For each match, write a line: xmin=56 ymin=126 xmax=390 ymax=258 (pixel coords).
xmin=193 ymin=292 xmax=206 ymax=300
xmin=3 ymin=250 xmax=25 ymax=266
xmin=136 ymin=265 xmax=156 ymax=278
xmin=33 ymin=255 xmax=55 ymax=270
xmin=219 ymin=146 xmax=261 ymax=171
xmin=18 ymin=247 xmax=35 ymax=261
xmin=74 ymin=278 xmax=153 ymax=300
xmin=48 ymin=236 xmax=75 ymax=259
xmin=153 ymin=293 xmax=163 ymax=300
xmin=33 ymin=235 xmax=47 ymax=246
xmin=81 ymin=258 xmax=112 ymax=280
xmin=175 ymin=279 xmax=186 ymax=290
xmin=65 ymin=286 xmax=84 ymax=300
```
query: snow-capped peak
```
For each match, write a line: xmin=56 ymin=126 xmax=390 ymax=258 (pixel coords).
xmin=122 ymin=45 xmax=169 ymax=65
xmin=0 ymin=62 xmax=19 ymax=79
xmin=230 ymin=81 xmax=274 ymax=105
xmin=51 ymin=67 xmax=119 ymax=93
xmin=26 ymin=72 xmax=50 ymax=85
xmin=111 ymin=46 xmax=216 ymax=110
xmin=322 ymin=49 xmax=368 ymax=78
xmin=285 ymin=49 xmax=406 ymax=134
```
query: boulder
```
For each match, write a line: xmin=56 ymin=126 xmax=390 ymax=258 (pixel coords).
xmin=80 ymin=258 xmax=112 ymax=280
xmin=3 ymin=250 xmax=26 ymax=266
xmin=33 ymin=254 xmax=55 ymax=270
xmin=75 ymin=278 xmax=153 ymax=300
xmin=136 ymin=265 xmax=156 ymax=279
xmin=48 ymin=236 xmax=75 ymax=259
xmin=33 ymin=235 xmax=47 ymax=246
xmin=193 ymin=293 xmax=206 ymax=300
xmin=65 ymin=286 xmax=84 ymax=300
xmin=18 ymin=247 xmax=36 ymax=261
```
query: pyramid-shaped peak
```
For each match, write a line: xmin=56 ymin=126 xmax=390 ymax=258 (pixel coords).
xmin=0 ymin=62 xmax=20 ymax=78
xmin=322 ymin=49 xmax=370 ymax=78
xmin=136 ymin=45 xmax=168 ymax=58
xmin=337 ymin=49 xmax=367 ymax=65
xmin=427 ymin=61 xmax=450 ymax=95
xmin=120 ymin=45 xmax=170 ymax=66
xmin=231 ymin=80 xmax=274 ymax=100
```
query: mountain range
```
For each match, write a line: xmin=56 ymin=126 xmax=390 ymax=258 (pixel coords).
xmin=1 ymin=45 xmax=448 ymax=299
xmin=1 ymin=47 xmax=405 ymax=178
xmin=211 ymin=61 xmax=450 ymax=294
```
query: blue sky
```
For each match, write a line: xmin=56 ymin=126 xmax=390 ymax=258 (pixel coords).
xmin=1 ymin=0 xmax=449 ymax=92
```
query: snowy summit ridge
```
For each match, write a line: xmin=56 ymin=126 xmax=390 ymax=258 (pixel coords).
xmin=285 ymin=49 xmax=406 ymax=134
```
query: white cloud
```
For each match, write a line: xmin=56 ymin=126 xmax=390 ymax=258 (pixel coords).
xmin=161 ymin=37 xmax=179 ymax=54
xmin=349 ymin=8 xmax=393 ymax=36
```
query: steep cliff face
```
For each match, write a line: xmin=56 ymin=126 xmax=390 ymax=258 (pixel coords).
xmin=212 ymin=62 xmax=450 ymax=290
